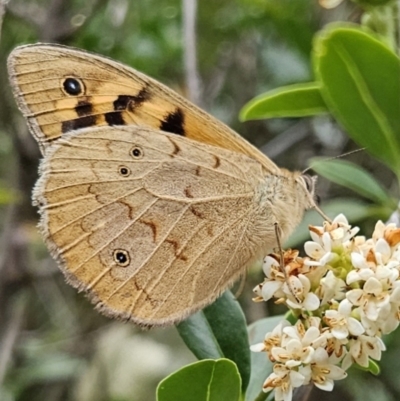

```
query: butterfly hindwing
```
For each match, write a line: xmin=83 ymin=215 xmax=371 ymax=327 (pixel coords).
xmin=34 ymin=125 xmax=275 ymax=325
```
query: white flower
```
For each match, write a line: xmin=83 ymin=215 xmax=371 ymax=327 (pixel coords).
xmin=304 ymin=235 xmax=334 ymax=267
xmin=372 ymin=221 xmax=388 ymax=240
xmin=271 ymin=339 xmax=314 ymax=368
xmin=346 ymin=252 xmax=375 ymax=284
xmin=361 ymin=290 xmax=400 ymax=336
xmin=347 ymin=277 xmax=391 ymax=321
xmin=342 ymin=335 xmax=386 ymax=370
xmin=251 ymin=215 xmax=400 ymax=397
xmin=331 ymin=214 xmax=360 ymax=241
xmin=253 ymin=256 xmax=286 ymax=302
xmin=372 ymin=221 xmax=400 ymax=244
xmin=320 ymin=271 xmax=346 ymax=305
xmin=250 ymin=320 xmax=291 ymax=353
xmin=262 ymin=364 xmax=306 ymax=401
xmin=308 ymin=214 xmax=359 ymax=249
xmin=347 ymin=239 xmax=400 ymax=285
xmin=305 ymin=348 xmax=347 ymax=391
xmin=324 ymin=299 xmax=365 ymax=339
xmin=324 ymin=335 xmax=348 ymax=363
xmin=283 ymin=319 xmax=326 ymax=350
xmin=374 ymin=238 xmax=392 ymax=265
xmin=378 ymin=302 xmax=400 ymax=334
xmin=284 ymin=274 xmax=320 ymax=311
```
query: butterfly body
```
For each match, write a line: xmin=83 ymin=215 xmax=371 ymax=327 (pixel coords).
xmin=8 ymin=44 xmax=316 ymax=326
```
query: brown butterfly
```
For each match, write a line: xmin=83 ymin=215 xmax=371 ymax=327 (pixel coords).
xmin=7 ymin=44 xmax=318 ymax=326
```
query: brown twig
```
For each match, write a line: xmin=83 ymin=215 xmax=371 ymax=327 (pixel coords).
xmin=182 ymin=0 xmax=202 ymax=106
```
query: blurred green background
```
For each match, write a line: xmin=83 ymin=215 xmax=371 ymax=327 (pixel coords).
xmin=1 ymin=1 xmax=399 ymax=400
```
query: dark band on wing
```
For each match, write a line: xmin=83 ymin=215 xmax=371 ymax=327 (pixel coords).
xmin=61 ymin=115 xmax=97 ymax=133
xmin=160 ymin=108 xmax=185 ymax=135
xmin=105 ymin=111 xmax=125 ymax=126
xmin=61 ymin=87 xmax=151 ymax=132
xmin=105 ymin=88 xmax=151 ymax=127
xmin=75 ymin=100 xmax=93 ymax=116
xmin=62 ymin=98 xmax=96 ymax=133
xmin=113 ymin=87 xmax=151 ymax=111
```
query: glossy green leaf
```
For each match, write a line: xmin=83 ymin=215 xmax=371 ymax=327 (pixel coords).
xmin=314 ymin=25 xmax=400 ymax=175
xmin=309 ymin=158 xmax=395 ymax=207
xmin=176 ymin=291 xmax=251 ymax=392
xmin=157 ymin=359 xmax=241 ymax=401
xmin=203 ymin=291 xmax=251 ymax=392
xmin=176 ymin=312 xmax=224 ymax=360
xmin=239 ymin=82 xmax=328 ymax=121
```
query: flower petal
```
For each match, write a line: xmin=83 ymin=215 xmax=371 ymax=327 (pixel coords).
xmin=303 ymin=293 xmax=320 ymax=311
xmin=347 ymin=317 xmax=365 ymax=336
xmin=250 ymin=343 xmax=266 ymax=352
xmin=261 ymin=280 xmax=282 ymax=301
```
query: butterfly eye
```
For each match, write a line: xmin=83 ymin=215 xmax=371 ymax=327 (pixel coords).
xmin=113 ymin=249 xmax=130 ymax=267
xmin=119 ymin=166 xmax=131 ymax=177
xmin=62 ymin=77 xmax=84 ymax=96
xmin=131 ymin=146 xmax=143 ymax=159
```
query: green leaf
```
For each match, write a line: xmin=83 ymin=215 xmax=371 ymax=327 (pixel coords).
xmin=203 ymin=291 xmax=251 ymax=391
xmin=246 ymin=316 xmax=284 ymax=401
xmin=239 ymin=82 xmax=328 ymax=121
xmin=309 ymin=158 xmax=395 ymax=207
xmin=157 ymin=359 xmax=241 ymax=401
xmin=176 ymin=312 xmax=224 ymax=360
xmin=176 ymin=291 xmax=251 ymax=392
xmin=314 ymin=25 xmax=400 ymax=176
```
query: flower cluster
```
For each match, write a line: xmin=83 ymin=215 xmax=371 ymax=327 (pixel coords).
xmin=251 ymin=215 xmax=400 ymax=401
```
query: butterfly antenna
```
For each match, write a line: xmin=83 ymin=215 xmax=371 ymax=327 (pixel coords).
xmin=302 ymin=148 xmax=365 ymax=174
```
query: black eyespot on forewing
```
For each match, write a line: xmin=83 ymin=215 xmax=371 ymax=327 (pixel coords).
xmin=160 ymin=108 xmax=185 ymax=135
xmin=63 ymin=77 xmax=84 ymax=96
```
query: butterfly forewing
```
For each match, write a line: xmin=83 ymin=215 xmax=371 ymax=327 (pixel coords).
xmin=8 ymin=44 xmax=279 ymax=173
xmin=34 ymin=126 xmax=275 ymax=325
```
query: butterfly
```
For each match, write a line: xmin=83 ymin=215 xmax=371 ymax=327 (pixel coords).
xmin=7 ymin=43 xmax=318 ymax=326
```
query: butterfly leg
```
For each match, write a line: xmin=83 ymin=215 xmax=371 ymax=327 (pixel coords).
xmin=273 ymin=222 xmax=300 ymax=302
